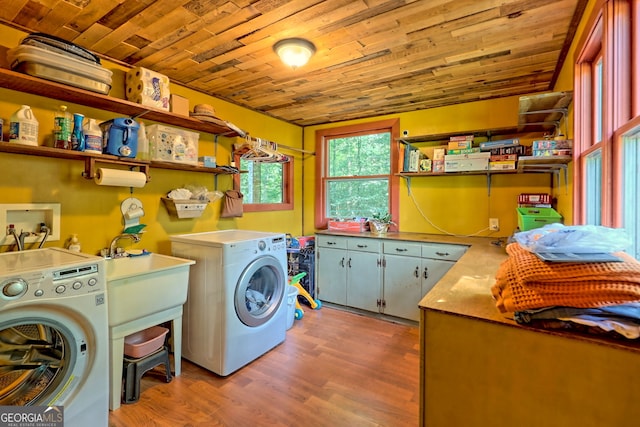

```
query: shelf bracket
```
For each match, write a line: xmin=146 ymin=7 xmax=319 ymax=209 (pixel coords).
xmin=82 ymin=157 xmax=150 ymax=182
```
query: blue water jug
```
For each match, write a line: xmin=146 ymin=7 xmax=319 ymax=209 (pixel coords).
xmin=100 ymin=118 xmax=139 ymax=158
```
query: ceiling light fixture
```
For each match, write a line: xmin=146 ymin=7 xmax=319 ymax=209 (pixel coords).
xmin=274 ymin=38 xmax=316 ymax=68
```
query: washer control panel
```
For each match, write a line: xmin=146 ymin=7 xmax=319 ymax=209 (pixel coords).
xmin=268 ymin=235 xmax=287 ymax=252
xmin=0 ymin=262 xmax=102 ymax=303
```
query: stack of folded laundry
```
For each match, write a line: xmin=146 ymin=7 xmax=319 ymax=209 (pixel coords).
xmin=492 ymin=228 xmax=640 ymax=339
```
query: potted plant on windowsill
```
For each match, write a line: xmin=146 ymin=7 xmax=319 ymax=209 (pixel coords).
xmin=369 ymin=212 xmax=395 ymax=235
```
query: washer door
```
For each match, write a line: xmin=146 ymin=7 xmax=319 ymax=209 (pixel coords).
xmin=235 ymin=255 xmax=285 ymax=327
xmin=0 ymin=316 xmax=85 ymax=406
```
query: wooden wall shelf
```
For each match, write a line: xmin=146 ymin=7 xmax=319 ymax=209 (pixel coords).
xmin=0 ymin=68 xmax=240 ymax=137
xmin=0 ymin=143 xmax=241 ymax=178
xmin=0 ymin=68 xmax=246 ymax=179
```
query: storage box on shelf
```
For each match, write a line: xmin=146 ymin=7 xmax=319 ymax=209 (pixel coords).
xmin=517 ymin=207 xmax=562 ymax=231
xmin=7 ymin=43 xmax=113 ymax=94
xmin=147 ymin=124 xmax=199 ymax=165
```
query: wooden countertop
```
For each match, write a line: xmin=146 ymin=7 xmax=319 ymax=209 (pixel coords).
xmin=316 ymin=230 xmax=640 ymax=353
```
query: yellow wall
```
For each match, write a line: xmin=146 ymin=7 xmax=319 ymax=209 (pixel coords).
xmin=0 ymin=25 xmax=304 ymax=256
xmin=303 ymin=95 xmax=573 ymax=237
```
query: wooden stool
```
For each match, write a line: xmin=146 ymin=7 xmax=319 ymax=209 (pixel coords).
xmin=122 ymin=346 xmax=172 ymax=403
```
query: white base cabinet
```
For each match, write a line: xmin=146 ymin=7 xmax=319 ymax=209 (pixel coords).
xmin=316 ymin=234 xmax=467 ymax=321
xmin=315 ymin=235 xmax=381 ymax=311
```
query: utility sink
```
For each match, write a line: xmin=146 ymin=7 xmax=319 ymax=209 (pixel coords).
xmin=106 ymin=253 xmax=195 ymax=327
xmin=106 ymin=252 xmax=195 ymax=411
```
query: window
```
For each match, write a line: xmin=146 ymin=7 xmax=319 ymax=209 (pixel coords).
xmin=620 ymin=125 xmax=640 ymax=258
xmin=575 ymin=0 xmax=638 ymax=257
xmin=315 ymin=119 xmax=400 ymax=229
xmin=233 ymin=155 xmax=293 ymax=212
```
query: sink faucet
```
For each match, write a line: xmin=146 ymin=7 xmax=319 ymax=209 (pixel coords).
xmin=109 ymin=233 xmax=141 ymax=258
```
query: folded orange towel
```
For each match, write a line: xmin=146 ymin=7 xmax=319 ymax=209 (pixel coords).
xmin=506 ymin=243 xmax=640 ymax=285
xmin=491 ymin=244 xmax=640 ymax=313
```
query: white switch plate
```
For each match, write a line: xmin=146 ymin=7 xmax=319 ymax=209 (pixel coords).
xmin=0 ymin=203 xmax=61 ymax=246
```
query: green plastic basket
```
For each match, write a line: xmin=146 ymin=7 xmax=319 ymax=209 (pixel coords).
xmin=517 ymin=207 xmax=562 ymax=231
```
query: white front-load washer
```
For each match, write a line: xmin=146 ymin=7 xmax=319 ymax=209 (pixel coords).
xmin=170 ymin=230 xmax=288 ymax=376
xmin=0 ymin=248 xmax=108 ymax=427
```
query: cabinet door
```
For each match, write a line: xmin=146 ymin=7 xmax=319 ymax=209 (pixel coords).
xmin=316 ymin=247 xmax=347 ymax=305
xmin=382 ymin=254 xmax=422 ymax=321
xmin=346 ymin=250 xmax=381 ymax=312
xmin=421 ymin=258 xmax=455 ymax=296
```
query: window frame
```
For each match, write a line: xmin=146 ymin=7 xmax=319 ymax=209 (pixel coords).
xmin=574 ymin=0 xmax=634 ymax=227
xmin=314 ymin=119 xmax=400 ymax=229
xmin=233 ymin=154 xmax=294 ymax=212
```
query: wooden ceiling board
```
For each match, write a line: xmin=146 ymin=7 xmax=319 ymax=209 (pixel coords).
xmin=0 ymin=0 xmax=586 ymax=126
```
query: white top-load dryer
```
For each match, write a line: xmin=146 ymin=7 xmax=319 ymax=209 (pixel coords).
xmin=170 ymin=230 xmax=288 ymax=376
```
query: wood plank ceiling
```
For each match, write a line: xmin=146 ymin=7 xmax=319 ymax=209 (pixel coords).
xmin=0 ymin=0 xmax=587 ymax=127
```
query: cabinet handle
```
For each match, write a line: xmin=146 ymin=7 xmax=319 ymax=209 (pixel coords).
xmin=340 ymin=257 xmax=345 ymax=267
xmin=347 ymin=258 xmax=352 ymax=268
xmin=395 ymin=248 xmax=408 ymax=252
xmin=423 ymin=267 xmax=429 ymax=279
xmin=357 ymin=244 xmax=368 ymax=248
xmin=327 ymin=241 xmax=337 ymax=245
xmin=435 ymin=251 xmax=450 ymax=257
xmin=414 ymin=266 xmax=419 ymax=278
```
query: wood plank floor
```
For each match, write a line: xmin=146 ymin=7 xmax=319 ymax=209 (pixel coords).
xmin=108 ymin=307 xmax=419 ymax=427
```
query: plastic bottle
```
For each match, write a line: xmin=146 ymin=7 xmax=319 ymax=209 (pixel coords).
xmin=9 ymin=105 xmax=39 ymax=146
xmin=68 ymin=234 xmax=81 ymax=252
xmin=83 ymin=118 xmax=103 ymax=154
xmin=136 ymin=120 xmax=149 ymax=160
xmin=54 ymin=105 xmax=72 ymax=149
xmin=70 ymin=113 xmax=85 ymax=151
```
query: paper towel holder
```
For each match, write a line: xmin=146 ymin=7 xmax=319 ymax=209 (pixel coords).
xmin=121 ymin=197 xmax=145 ymax=231
xmin=82 ymin=156 xmax=150 ymax=182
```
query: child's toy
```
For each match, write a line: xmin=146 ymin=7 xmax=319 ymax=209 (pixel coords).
xmin=288 ymin=272 xmax=321 ymax=320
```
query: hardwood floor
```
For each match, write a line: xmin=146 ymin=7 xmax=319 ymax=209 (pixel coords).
xmin=108 ymin=307 xmax=420 ymax=427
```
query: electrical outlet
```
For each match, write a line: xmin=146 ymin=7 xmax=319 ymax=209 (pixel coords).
xmin=489 ymin=218 xmax=500 ymax=231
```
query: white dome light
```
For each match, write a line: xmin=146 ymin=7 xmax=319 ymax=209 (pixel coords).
xmin=274 ymin=38 xmax=316 ymax=68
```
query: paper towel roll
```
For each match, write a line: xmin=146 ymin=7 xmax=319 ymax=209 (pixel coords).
xmin=94 ymin=168 xmax=147 ymax=187
xmin=125 ymin=207 xmax=145 ymax=219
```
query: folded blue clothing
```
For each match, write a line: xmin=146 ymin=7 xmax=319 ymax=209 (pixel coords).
xmin=514 ymin=303 xmax=640 ymax=324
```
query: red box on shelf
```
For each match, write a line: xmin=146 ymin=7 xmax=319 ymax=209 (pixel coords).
xmin=518 ymin=193 xmax=551 ymax=205
xmin=328 ymin=219 xmax=367 ymax=232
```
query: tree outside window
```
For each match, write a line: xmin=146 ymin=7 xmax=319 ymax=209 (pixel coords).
xmin=315 ymin=119 xmax=400 ymax=229
xmin=233 ymin=155 xmax=293 ymax=212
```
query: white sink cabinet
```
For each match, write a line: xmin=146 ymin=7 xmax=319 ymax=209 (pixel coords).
xmin=106 ymin=253 xmax=194 ymax=410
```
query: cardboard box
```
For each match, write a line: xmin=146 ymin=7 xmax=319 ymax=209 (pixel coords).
xmin=170 ymin=94 xmax=189 ymax=116
xmin=448 ymin=147 xmax=481 ymax=155
xmin=444 ymin=152 xmax=490 ymax=172
xmin=419 ymin=158 xmax=432 ymax=172
xmin=433 ymin=147 xmax=446 ymax=160
xmin=490 ymin=153 xmax=518 ymax=162
xmin=489 ymin=160 xmax=516 ymax=170
xmin=198 ymin=156 xmax=216 ymax=168
xmin=449 ymin=135 xmax=474 ymax=142
xmin=447 ymin=140 xmax=472 ymax=150
xmin=328 ymin=219 xmax=367 ymax=232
